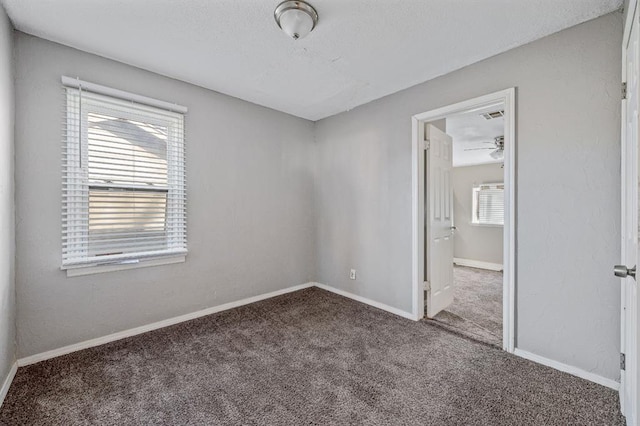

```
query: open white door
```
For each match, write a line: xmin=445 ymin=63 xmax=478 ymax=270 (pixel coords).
xmin=425 ymin=124 xmax=454 ymax=318
xmin=619 ymin=3 xmax=639 ymax=423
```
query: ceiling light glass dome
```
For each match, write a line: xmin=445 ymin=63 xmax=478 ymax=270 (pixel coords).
xmin=274 ymin=1 xmax=318 ymax=40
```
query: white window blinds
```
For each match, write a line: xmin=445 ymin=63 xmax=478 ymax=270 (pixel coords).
xmin=62 ymin=80 xmax=187 ymax=269
xmin=472 ymin=183 xmax=504 ymax=226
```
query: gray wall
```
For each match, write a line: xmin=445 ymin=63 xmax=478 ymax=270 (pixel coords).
xmin=0 ymin=4 xmax=15 ymax=388
xmin=453 ymin=164 xmax=504 ymax=265
xmin=14 ymin=33 xmax=316 ymax=358
xmin=315 ymin=13 xmax=622 ymax=380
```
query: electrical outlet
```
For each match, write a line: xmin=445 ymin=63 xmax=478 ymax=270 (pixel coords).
xmin=350 ymin=269 xmax=357 ymax=280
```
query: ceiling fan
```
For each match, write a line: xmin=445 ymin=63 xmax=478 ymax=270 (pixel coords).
xmin=464 ymin=136 xmax=504 ymax=159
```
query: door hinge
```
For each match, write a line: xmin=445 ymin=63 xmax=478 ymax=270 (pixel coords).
xmin=621 ymin=352 xmax=626 ymax=371
xmin=423 ymin=140 xmax=430 ymax=150
xmin=424 ymin=281 xmax=430 ymax=291
xmin=622 ymin=82 xmax=627 ymax=100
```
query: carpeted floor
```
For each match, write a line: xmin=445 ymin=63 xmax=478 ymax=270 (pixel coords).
xmin=432 ymin=266 xmax=503 ymax=346
xmin=0 ymin=287 xmax=623 ymax=425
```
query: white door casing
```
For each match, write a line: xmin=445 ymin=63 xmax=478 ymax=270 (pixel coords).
xmin=411 ymin=88 xmax=515 ymax=351
xmin=621 ymin=2 xmax=639 ymax=423
xmin=425 ymin=124 xmax=454 ymax=318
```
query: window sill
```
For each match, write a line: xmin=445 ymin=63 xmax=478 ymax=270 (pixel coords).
xmin=65 ymin=255 xmax=186 ymax=277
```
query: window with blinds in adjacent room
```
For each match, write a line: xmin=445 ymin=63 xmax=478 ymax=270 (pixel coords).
xmin=62 ymin=79 xmax=187 ymax=271
xmin=472 ymin=183 xmax=504 ymax=226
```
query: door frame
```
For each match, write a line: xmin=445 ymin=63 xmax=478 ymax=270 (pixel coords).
xmin=621 ymin=0 xmax=638 ymax=420
xmin=411 ymin=88 xmax=516 ymax=353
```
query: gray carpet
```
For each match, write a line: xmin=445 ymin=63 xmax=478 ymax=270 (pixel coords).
xmin=0 ymin=287 xmax=623 ymax=425
xmin=432 ymin=266 xmax=503 ymax=346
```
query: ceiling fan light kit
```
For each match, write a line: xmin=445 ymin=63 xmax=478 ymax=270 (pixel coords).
xmin=489 ymin=148 xmax=503 ymax=160
xmin=274 ymin=0 xmax=319 ymax=40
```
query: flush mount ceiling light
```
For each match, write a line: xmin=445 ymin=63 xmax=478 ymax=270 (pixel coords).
xmin=274 ymin=1 xmax=319 ymax=40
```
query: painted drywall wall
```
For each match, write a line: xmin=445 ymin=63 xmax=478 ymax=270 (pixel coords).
xmin=14 ymin=33 xmax=316 ymax=358
xmin=0 ymin=4 xmax=15 ymax=388
xmin=452 ymin=164 xmax=504 ymax=265
xmin=315 ymin=13 xmax=622 ymax=380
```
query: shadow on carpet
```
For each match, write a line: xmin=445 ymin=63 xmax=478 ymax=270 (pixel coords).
xmin=427 ymin=310 xmax=502 ymax=348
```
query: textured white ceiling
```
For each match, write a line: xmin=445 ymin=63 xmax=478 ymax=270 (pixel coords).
xmin=447 ymin=107 xmax=505 ymax=167
xmin=1 ymin=0 xmax=622 ymax=121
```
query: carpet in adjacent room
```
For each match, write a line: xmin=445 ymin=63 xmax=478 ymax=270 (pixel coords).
xmin=431 ymin=265 xmax=503 ymax=347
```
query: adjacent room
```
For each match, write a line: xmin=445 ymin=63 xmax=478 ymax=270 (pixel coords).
xmin=0 ymin=0 xmax=636 ymax=424
xmin=424 ymin=107 xmax=506 ymax=347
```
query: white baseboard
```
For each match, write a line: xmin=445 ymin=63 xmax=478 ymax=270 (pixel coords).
xmin=0 ymin=362 xmax=17 ymax=408
xmin=513 ymin=348 xmax=619 ymax=390
xmin=313 ymin=282 xmax=418 ymax=321
xmin=17 ymin=282 xmax=315 ymax=367
xmin=453 ymin=257 xmax=503 ymax=271
xmin=13 ymin=282 xmax=619 ymax=394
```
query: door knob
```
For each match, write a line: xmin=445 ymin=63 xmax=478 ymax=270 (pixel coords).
xmin=614 ymin=265 xmax=636 ymax=279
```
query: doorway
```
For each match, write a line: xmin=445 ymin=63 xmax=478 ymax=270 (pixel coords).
xmin=411 ymin=89 xmax=515 ymax=352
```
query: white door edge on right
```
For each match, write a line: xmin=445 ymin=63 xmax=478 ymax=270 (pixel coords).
xmin=620 ymin=2 xmax=639 ymax=423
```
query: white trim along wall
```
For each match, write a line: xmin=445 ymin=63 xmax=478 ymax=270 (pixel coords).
xmin=0 ymin=280 xmax=615 ymax=403
xmin=453 ymin=258 xmax=503 ymax=272
xmin=13 ymin=283 xmax=412 ymax=368
xmin=17 ymin=283 xmax=316 ymax=367
xmin=514 ymin=349 xmax=619 ymax=390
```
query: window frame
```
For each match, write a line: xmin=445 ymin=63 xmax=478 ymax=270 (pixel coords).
xmin=62 ymin=80 xmax=187 ymax=275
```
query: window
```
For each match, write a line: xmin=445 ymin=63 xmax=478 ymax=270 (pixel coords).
xmin=62 ymin=79 xmax=187 ymax=272
xmin=472 ymin=183 xmax=504 ymax=226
